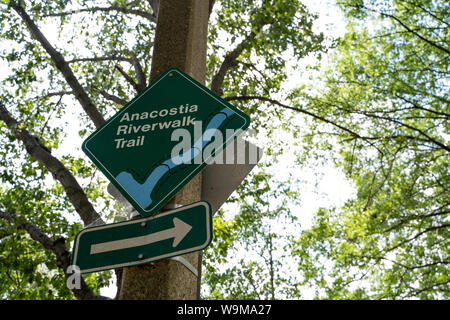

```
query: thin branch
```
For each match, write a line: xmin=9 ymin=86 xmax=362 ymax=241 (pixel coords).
xmin=381 ymin=256 xmax=450 ymax=271
xmin=129 ymin=52 xmax=147 ymax=91
xmin=0 ymin=210 xmax=109 ymax=300
xmin=355 ymin=110 xmax=450 ymax=153
xmin=41 ymin=93 xmax=63 ymax=134
xmin=339 ymin=134 xmax=430 ymax=144
xmin=385 ymin=224 xmax=450 ymax=253
xmin=66 ymin=56 xmax=131 ymax=64
xmin=28 ymin=91 xmax=74 ymax=101
xmin=68 ymin=51 xmax=147 ymax=91
xmin=115 ymin=65 xmax=141 ymax=93
xmin=309 ymin=90 xmax=450 ymax=153
xmin=146 ymin=0 xmax=159 ymax=19
xmin=237 ymin=60 xmax=272 ymax=96
xmin=210 ymin=33 xmax=253 ymax=95
xmin=340 ymin=79 xmax=450 ymax=117
xmin=0 ymin=103 xmax=102 ymax=227
xmin=43 ymin=5 xmax=157 ymax=23
xmin=208 ymin=0 xmax=216 ymax=18
xmin=409 ymin=279 xmax=450 ymax=297
xmin=352 ymin=4 xmax=450 ymax=55
xmin=11 ymin=4 xmax=105 ymax=128
xmin=391 ymin=93 xmax=450 ymax=117
xmin=383 ymin=210 xmax=450 ymax=234
xmin=43 ymin=91 xmax=73 ymax=99
xmin=225 ymin=95 xmax=364 ymax=140
xmin=210 ymin=17 xmax=273 ymax=95
xmin=98 ymin=90 xmax=127 ymax=106
xmin=402 ymin=0 xmax=450 ymax=27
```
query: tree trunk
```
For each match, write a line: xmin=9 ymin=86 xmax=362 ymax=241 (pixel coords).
xmin=118 ymin=0 xmax=209 ymax=300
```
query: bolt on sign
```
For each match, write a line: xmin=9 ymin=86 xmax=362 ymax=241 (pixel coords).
xmin=82 ymin=68 xmax=250 ymax=216
xmin=71 ymin=201 xmax=213 ymax=273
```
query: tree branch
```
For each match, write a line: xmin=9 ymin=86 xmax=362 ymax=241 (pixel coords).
xmin=68 ymin=51 xmax=147 ymax=92
xmin=385 ymin=223 xmax=450 ymax=253
xmin=383 ymin=210 xmax=450 ymax=234
xmin=381 ymin=256 xmax=450 ymax=271
xmin=29 ymin=91 xmax=74 ymax=101
xmin=225 ymin=95 xmax=364 ymax=139
xmin=225 ymin=95 xmax=391 ymax=157
xmin=115 ymin=65 xmax=142 ymax=93
xmin=210 ymin=17 xmax=272 ymax=95
xmin=390 ymin=92 xmax=450 ymax=117
xmin=352 ymin=4 xmax=450 ymax=55
xmin=409 ymin=279 xmax=450 ymax=297
xmin=66 ymin=55 xmax=131 ymax=64
xmin=304 ymin=89 xmax=450 ymax=153
xmin=355 ymin=110 xmax=450 ymax=153
xmin=0 ymin=103 xmax=102 ymax=227
xmin=98 ymin=90 xmax=127 ymax=106
xmin=146 ymin=0 xmax=159 ymax=19
xmin=11 ymin=4 xmax=106 ymax=128
xmin=129 ymin=52 xmax=147 ymax=91
xmin=210 ymin=33 xmax=255 ymax=96
xmin=403 ymin=0 xmax=450 ymax=27
xmin=208 ymin=0 xmax=216 ymax=18
xmin=43 ymin=5 xmax=157 ymax=23
xmin=0 ymin=210 xmax=109 ymax=300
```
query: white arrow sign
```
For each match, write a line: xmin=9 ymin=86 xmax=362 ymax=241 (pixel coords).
xmin=89 ymin=217 xmax=192 ymax=254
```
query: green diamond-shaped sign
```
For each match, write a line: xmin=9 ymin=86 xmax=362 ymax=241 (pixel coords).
xmin=82 ymin=68 xmax=250 ymax=216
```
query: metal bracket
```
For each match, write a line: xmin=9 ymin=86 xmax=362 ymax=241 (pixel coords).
xmin=169 ymin=256 xmax=198 ymax=277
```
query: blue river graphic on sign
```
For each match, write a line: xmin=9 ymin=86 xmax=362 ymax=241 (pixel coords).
xmin=115 ymin=108 xmax=234 ymax=210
